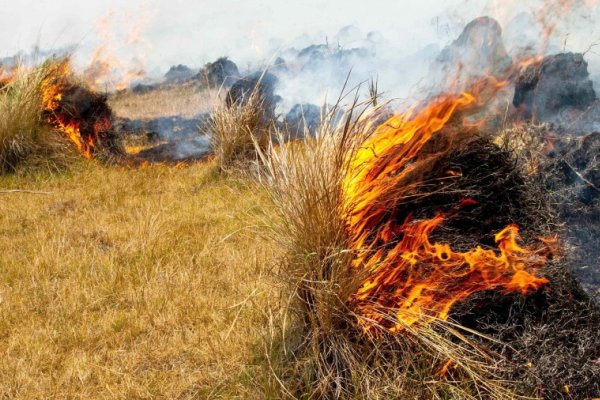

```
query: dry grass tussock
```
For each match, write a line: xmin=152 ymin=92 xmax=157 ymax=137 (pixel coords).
xmin=495 ymin=122 xmax=554 ymax=175
xmin=210 ymin=88 xmax=273 ymax=172
xmin=0 ymin=63 xmax=75 ymax=173
xmin=255 ymin=97 xmax=526 ymax=399
xmin=0 ymin=161 xmax=280 ymax=399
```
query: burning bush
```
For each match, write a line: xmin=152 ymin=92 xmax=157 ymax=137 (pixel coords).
xmin=0 ymin=58 xmax=124 ymax=172
xmin=256 ymin=80 xmax=600 ymax=398
xmin=0 ymin=63 xmax=75 ymax=173
xmin=41 ymin=60 xmax=121 ymax=161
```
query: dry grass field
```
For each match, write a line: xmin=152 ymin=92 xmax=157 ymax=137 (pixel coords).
xmin=109 ymin=84 xmax=221 ymax=120
xmin=0 ymin=76 xmax=286 ymax=398
xmin=0 ymin=162 xmax=279 ymax=399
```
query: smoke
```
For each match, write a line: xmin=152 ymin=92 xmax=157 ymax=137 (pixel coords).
xmin=3 ymin=0 xmax=599 ymax=100
xmin=261 ymin=0 xmax=600 ymax=114
xmin=3 ymin=0 xmax=600 ymax=151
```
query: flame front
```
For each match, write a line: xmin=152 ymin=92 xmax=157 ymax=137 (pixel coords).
xmin=343 ymin=79 xmax=552 ymax=332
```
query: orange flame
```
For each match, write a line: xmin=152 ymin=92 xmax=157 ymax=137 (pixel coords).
xmin=0 ymin=67 xmax=14 ymax=86
xmin=41 ymin=61 xmax=111 ymax=159
xmin=343 ymin=78 xmax=553 ymax=332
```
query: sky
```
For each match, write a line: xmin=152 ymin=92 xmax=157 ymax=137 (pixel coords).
xmin=2 ymin=0 xmax=599 ymax=78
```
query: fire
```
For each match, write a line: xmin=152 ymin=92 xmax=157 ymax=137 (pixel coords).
xmin=82 ymin=10 xmax=152 ymax=91
xmin=343 ymin=78 xmax=553 ymax=332
xmin=518 ymin=55 xmax=544 ymax=69
xmin=0 ymin=67 xmax=14 ymax=87
xmin=40 ymin=61 xmax=112 ymax=159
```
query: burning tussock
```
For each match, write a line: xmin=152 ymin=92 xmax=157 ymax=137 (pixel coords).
xmin=255 ymin=96 xmax=514 ymax=398
xmin=40 ymin=60 xmax=121 ymax=161
xmin=255 ymin=81 xmax=600 ymax=398
xmin=0 ymin=58 xmax=124 ymax=173
xmin=0 ymin=63 xmax=76 ymax=173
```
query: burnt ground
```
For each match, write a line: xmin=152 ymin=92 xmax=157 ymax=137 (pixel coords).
xmin=115 ymin=114 xmax=211 ymax=163
xmin=544 ymin=132 xmax=600 ymax=303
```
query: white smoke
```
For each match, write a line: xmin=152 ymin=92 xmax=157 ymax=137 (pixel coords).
xmin=2 ymin=0 xmax=599 ymax=107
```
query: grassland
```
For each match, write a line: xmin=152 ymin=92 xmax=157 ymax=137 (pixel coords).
xmin=0 ymin=75 xmax=284 ymax=398
xmin=4 ymin=65 xmax=593 ymax=399
xmin=109 ymin=84 xmax=221 ymax=120
xmin=0 ymin=161 xmax=280 ymax=399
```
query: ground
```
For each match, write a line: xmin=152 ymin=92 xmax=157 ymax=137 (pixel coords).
xmin=109 ymin=84 xmax=220 ymax=120
xmin=0 ymin=87 xmax=279 ymax=399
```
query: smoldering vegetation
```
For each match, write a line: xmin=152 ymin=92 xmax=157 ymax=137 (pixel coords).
xmin=2 ymin=7 xmax=600 ymax=399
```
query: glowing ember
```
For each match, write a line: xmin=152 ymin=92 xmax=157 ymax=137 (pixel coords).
xmin=343 ymin=78 xmax=553 ymax=332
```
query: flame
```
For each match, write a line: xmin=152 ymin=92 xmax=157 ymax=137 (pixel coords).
xmin=517 ymin=55 xmax=544 ymax=69
xmin=343 ymin=78 xmax=553 ymax=332
xmin=0 ymin=67 xmax=14 ymax=86
xmin=40 ymin=61 xmax=111 ymax=159
xmin=82 ymin=10 xmax=152 ymax=91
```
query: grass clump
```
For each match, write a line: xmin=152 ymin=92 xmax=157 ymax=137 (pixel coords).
xmin=210 ymin=87 xmax=273 ymax=172
xmin=254 ymin=97 xmax=519 ymax=399
xmin=0 ymin=63 xmax=73 ymax=173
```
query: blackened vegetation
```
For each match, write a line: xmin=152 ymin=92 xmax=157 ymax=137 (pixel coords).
xmin=283 ymin=103 xmax=322 ymax=139
xmin=543 ymin=132 xmax=600 ymax=302
xmin=164 ymin=64 xmax=196 ymax=84
xmin=226 ymin=72 xmax=280 ymax=121
xmin=47 ymin=83 xmax=121 ymax=159
xmin=226 ymin=73 xmax=279 ymax=107
xmin=376 ymin=128 xmax=551 ymax=251
xmin=513 ymin=53 xmax=597 ymax=122
xmin=199 ymin=57 xmax=240 ymax=88
xmin=453 ymin=263 xmax=600 ymax=399
xmin=116 ymin=114 xmax=211 ymax=163
xmin=370 ymin=125 xmax=600 ymax=398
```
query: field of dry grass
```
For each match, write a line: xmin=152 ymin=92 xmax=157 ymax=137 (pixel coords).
xmin=4 ymin=64 xmax=597 ymax=399
xmin=0 ymin=161 xmax=281 ymax=399
xmin=109 ymin=84 xmax=221 ymax=120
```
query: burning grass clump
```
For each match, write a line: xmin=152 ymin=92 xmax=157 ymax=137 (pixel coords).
xmin=41 ymin=60 xmax=121 ymax=162
xmin=210 ymin=88 xmax=273 ymax=172
xmin=256 ymin=99 xmax=525 ymax=399
xmin=0 ymin=63 xmax=75 ymax=173
xmin=256 ymin=90 xmax=600 ymax=399
xmin=0 ymin=58 xmax=123 ymax=173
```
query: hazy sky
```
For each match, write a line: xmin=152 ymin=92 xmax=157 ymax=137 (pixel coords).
xmin=2 ymin=0 xmax=599 ymax=75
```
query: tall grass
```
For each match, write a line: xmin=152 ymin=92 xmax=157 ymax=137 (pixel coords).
xmin=209 ymin=87 xmax=273 ymax=172
xmin=0 ymin=63 xmax=73 ymax=173
xmin=255 ymin=96 xmax=520 ymax=399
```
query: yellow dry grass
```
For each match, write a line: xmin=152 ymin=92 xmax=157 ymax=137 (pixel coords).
xmin=109 ymin=84 xmax=221 ymax=120
xmin=0 ymin=62 xmax=76 ymax=173
xmin=0 ymin=161 xmax=277 ymax=399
